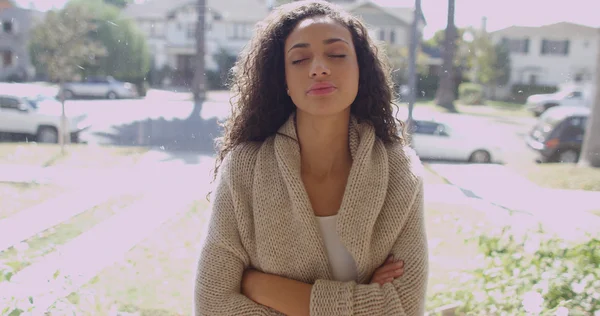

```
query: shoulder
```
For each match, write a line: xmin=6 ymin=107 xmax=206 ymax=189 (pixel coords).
xmin=220 ymin=141 xmax=263 ymax=184
xmin=384 ymin=141 xmax=424 ymax=194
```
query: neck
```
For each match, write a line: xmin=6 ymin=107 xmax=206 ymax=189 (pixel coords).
xmin=296 ymin=110 xmax=352 ymax=178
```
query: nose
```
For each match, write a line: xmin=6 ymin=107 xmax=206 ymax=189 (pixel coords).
xmin=309 ymin=59 xmax=331 ymax=78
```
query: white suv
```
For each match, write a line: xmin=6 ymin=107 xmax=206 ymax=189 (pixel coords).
xmin=0 ymin=94 xmax=90 ymax=143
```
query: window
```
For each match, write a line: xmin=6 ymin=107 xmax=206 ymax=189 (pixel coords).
xmin=390 ymin=30 xmax=396 ymax=44
xmin=567 ymin=91 xmax=582 ymax=99
xmin=379 ymin=29 xmax=385 ymax=41
xmin=187 ymin=23 xmax=195 ymax=39
xmin=0 ymin=97 xmax=20 ymax=110
xmin=541 ymin=39 xmax=569 ymax=56
xmin=412 ymin=121 xmax=440 ymax=135
xmin=2 ymin=51 xmax=12 ymax=66
xmin=2 ymin=20 xmax=13 ymax=33
xmin=502 ymin=38 xmax=529 ymax=54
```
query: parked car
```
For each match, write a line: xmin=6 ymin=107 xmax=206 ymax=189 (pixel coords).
xmin=525 ymin=84 xmax=592 ymax=117
xmin=0 ymin=93 xmax=90 ymax=143
xmin=409 ymin=119 xmax=503 ymax=163
xmin=60 ymin=76 xmax=138 ymax=100
xmin=526 ymin=106 xmax=589 ymax=163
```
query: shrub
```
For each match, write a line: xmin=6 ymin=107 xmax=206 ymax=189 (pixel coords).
xmin=428 ymin=226 xmax=600 ymax=314
xmin=458 ymin=83 xmax=485 ymax=105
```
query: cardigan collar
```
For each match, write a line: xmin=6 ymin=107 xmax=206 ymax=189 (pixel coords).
xmin=274 ymin=112 xmax=389 ymax=283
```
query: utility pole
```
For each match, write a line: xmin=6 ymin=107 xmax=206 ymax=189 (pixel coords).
xmin=191 ymin=0 xmax=206 ymax=120
xmin=407 ymin=0 xmax=422 ymax=126
xmin=579 ymin=28 xmax=600 ymax=167
xmin=434 ymin=0 xmax=458 ymax=112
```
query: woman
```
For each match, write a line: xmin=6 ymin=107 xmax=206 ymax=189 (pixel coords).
xmin=194 ymin=1 xmax=428 ymax=315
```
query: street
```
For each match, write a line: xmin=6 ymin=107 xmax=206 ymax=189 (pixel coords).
xmin=67 ymin=90 xmax=540 ymax=171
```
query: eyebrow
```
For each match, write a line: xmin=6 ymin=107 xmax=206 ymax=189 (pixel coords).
xmin=287 ymin=38 xmax=350 ymax=53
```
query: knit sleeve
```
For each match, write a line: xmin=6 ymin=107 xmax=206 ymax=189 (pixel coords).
xmin=194 ymin=155 xmax=273 ymax=316
xmin=309 ymin=178 xmax=428 ymax=316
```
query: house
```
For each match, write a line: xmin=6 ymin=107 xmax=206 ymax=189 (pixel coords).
xmin=0 ymin=0 xmax=43 ymax=81
xmin=123 ymin=0 xmax=270 ymax=86
xmin=490 ymin=22 xmax=598 ymax=97
xmin=339 ymin=0 xmax=426 ymax=50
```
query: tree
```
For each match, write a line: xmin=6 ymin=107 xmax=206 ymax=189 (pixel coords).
xmin=385 ymin=44 xmax=429 ymax=86
xmin=29 ymin=4 xmax=106 ymax=152
xmin=191 ymin=0 xmax=207 ymax=119
xmin=102 ymin=0 xmax=132 ymax=8
xmin=69 ymin=0 xmax=150 ymax=81
xmin=434 ymin=0 xmax=458 ymax=112
xmin=468 ymin=33 xmax=511 ymax=99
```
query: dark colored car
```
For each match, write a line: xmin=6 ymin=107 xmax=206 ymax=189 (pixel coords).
xmin=526 ymin=106 xmax=589 ymax=163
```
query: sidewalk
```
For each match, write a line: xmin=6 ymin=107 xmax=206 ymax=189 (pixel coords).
xmin=429 ymin=163 xmax=600 ymax=239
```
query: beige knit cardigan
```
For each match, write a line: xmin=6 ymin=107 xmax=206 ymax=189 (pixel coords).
xmin=194 ymin=114 xmax=428 ymax=315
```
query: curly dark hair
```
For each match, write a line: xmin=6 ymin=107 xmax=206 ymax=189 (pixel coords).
xmin=213 ymin=0 xmax=405 ymax=179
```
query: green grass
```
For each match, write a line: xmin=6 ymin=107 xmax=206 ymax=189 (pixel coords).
xmin=525 ymin=164 xmax=600 ymax=191
xmin=413 ymin=99 xmax=531 ymax=119
xmin=67 ymin=201 xmax=208 ymax=315
xmin=0 ymin=143 xmax=149 ymax=168
xmin=0 ymin=183 xmax=66 ymax=220
xmin=0 ymin=194 xmax=142 ymax=277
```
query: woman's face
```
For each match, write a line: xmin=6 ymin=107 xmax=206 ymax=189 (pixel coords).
xmin=284 ymin=16 xmax=359 ymax=118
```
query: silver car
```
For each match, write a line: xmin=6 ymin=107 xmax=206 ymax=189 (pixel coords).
xmin=61 ymin=76 xmax=138 ymax=100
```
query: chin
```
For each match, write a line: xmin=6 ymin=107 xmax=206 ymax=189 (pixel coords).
xmin=298 ymin=102 xmax=351 ymax=118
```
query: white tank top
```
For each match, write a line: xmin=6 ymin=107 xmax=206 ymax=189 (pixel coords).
xmin=316 ymin=215 xmax=359 ymax=282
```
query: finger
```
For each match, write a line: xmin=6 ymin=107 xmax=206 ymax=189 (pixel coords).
xmin=376 ymin=260 xmax=404 ymax=275
xmin=386 ymin=255 xmax=395 ymax=264
xmin=384 ymin=267 xmax=404 ymax=279
xmin=372 ymin=267 xmax=403 ymax=285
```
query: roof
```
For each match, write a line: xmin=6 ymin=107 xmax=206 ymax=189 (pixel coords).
xmin=492 ymin=22 xmax=598 ymax=38
xmin=343 ymin=0 xmax=426 ymax=26
xmin=124 ymin=0 xmax=269 ymax=22
xmin=123 ymin=0 xmax=190 ymax=20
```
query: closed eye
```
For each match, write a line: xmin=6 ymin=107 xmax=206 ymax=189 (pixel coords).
xmin=292 ymin=58 xmax=308 ymax=65
xmin=330 ymin=54 xmax=347 ymax=58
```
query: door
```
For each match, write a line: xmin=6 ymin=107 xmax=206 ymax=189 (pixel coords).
xmin=0 ymin=96 xmax=32 ymax=134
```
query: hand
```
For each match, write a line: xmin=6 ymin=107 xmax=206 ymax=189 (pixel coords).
xmin=370 ymin=255 xmax=404 ymax=286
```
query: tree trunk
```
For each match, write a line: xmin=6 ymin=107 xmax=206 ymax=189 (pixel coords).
xmin=190 ymin=0 xmax=206 ymax=120
xmin=434 ymin=0 xmax=457 ymax=112
xmin=579 ymin=31 xmax=600 ymax=167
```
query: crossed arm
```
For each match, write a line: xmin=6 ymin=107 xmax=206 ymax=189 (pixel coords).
xmin=194 ymin=168 xmax=427 ymax=316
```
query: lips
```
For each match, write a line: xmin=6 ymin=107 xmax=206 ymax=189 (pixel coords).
xmin=307 ymin=82 xmax=337 ymax=96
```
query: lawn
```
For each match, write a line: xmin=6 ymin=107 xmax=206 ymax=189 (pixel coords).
xmin=410 ymin=100 xmax=531 ymax=119
xmin=0 ymin=143 xmax=149 ymax=168
xmin=0 ymin=194 xmax=142 ymax=279
xmin=66 ymin=201 xmax=208 ymax=315
xmin=524 ymin=164 xmax=600 ymax=191
xmin=60 ymin=197 xmax=520 ymax=315
xmin=0 ymin=183 xmax=66 ymax=220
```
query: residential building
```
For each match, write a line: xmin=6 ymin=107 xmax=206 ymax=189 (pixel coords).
xmin=123 ymin=0 xmax=270 ymax=86
xmin=0 ymin=0 xmax=42 ymax=81
xmin=340 ymin=1 xmax=426 ymax=50
xmin=490 ymin=22 xmax=598 ymax=94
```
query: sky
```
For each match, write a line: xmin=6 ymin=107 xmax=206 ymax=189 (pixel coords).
xmin=14 ymin=0 xmax=600 ymax=39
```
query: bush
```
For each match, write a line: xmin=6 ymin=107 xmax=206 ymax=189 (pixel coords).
xmin=459 ymin=83 xmax=485 ymax=105
xmin=511 ymin=84 xmax=558 ymax=103
xmin=428 ymin=226 xmax=600 ymax=314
